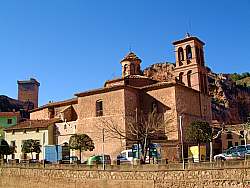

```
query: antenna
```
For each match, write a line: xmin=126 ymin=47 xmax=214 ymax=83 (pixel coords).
xmin=129 ymin=44 xmax=132 ymax=52
xmin=187 ymin=18 xmax=192 ymax=36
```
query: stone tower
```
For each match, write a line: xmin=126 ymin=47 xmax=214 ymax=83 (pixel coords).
xmin=120 ymin=52 xmax=142 ymax=77
xmin=17 ymin=78 xmax=40 ymax=108
xmin=173 ymin=33 xmax=208 ymax=94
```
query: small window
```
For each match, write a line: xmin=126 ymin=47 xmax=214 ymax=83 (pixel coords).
xmin=64 ymin=124 xmax=67 ymax=129
xmin=123 ymin=64 xmax=128 ymax=76
xmin=200 ymin=48 xmax=205 ymax=66
xmin=96 ymin=100 xmax=103 ymax=117
xmin=187 ymin=70 xmax=192 ymax=87
xmin=11 ymin=141 xmax=16 ymax=147
xmin=12 ymin=130 xmax=15 ymax=135
xmin=240 ymin=130 xmax=244 ymax=138
xmin=195 ymin=46 xmax=200 ymax=64
xmin=23 ymin=153 xmax=27 ymax=160
xmin=7 ymin=119 xmax=12 ymax=124
xmin=36 ymin=128 xmax=39 ymax=132
xmin=227 ymin=141 xmax=233 ymax=148
xmin=36 ymin=153 xmax=39 ymax=160
xmin=235 ymin=142 xmax=238 ymax=146
xmin=178 ymin=47 xmax=184 ymax=65
xmin=151 ymin=101 xmax=158 ymax=113
xmin=179 ymin=72 xmax=184 ymax=83
xmin=11 ymin=154 xmax=15 ymax=159
xmin=23 ymin=129 xmax=27 ymax=134
xmin=241 ymin=140 xmax=245 ymax=145
xmin=226 ymin=132 xmax=233 ymax=139
xmin=186 ymin=45 xmax=192 ymax=60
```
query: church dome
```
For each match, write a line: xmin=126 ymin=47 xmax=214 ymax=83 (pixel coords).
xmin=120 ymin=52 xmax=141 ymax=63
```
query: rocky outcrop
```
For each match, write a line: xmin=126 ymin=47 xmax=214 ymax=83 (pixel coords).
xmin=0 ymin=95 xmax=34 ymax=118
xmin=143 ymin=63 xmax=175 ymax=82
xmin=208 ymin=72 xmax=250 ymax=124
xmin=143 ymin=63 xmax=250 ymax=124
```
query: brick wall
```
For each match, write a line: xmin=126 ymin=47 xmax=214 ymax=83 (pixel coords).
xmin=77 ymin=88 xmax=127 ymax=160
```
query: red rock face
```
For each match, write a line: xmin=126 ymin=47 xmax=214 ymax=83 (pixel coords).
xmin=143 ymin=63 xmax=175 ymax=82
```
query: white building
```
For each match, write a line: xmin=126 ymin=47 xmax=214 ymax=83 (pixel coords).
xmin=4 ymin=118 xmax=61 ymax=161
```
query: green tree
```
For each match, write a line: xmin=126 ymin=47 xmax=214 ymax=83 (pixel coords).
xmin=69 ymin=134 xmax=95 ymax=162
xmin=21 ymin=139 xmax=41 ymax=160
xmin=0 ymin=139 xmax=15 ymax=160
xmin=186 ymin=121 xmax=212 ymax=161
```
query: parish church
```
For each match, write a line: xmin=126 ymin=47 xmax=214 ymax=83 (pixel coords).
xmin=6 ymin=34 xmax=212 ymax=161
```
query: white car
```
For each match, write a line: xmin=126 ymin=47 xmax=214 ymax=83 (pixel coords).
xmin=214 ymin=145 xmax=249 ymax=161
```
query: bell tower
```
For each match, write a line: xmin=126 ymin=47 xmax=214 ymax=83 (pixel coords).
xmin=173 ymin=33 xmax=208 ymax=94
xmin=120 ymin=52 xmax=142 ymax=77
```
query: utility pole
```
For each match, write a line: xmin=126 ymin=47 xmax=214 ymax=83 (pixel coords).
xmin=102 ymin=128 xmax=105 ymax=170
xmin=179 ymin=115 xmax=185 ymax=169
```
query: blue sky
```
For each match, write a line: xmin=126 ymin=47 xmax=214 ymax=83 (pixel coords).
xmin=0 ymin=0 xmax=249 ymax=106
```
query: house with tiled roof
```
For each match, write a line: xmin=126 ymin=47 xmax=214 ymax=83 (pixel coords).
xmin=4 ymin=118 xmax=61 ymax=161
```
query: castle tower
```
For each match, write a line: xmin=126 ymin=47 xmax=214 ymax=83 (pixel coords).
xmin=173 ymin=33 xmax=208 ymax=94
xmin=120 ymin=52 xmax=142 ymax=77
xmin=17 ymin=78 xmax=40 ymax=108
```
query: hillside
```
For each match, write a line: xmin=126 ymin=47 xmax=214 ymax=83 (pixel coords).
xmin=236 ymin=77 xmax=250 ymax=87
xmin=0 ymin=95 xmax=34 ymax=118
xmin=143 ymin=63 xmax=250 ymax=125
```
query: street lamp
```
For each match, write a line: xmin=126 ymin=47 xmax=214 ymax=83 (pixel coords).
xmin=179 ymin=115 xmax=185 ymax=169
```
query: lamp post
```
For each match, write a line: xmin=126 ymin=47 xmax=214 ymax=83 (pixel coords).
xmin=179 ymin=115 xmax=185 ymax=169
xmin=102 ymin=128 xmax=105 ymax=170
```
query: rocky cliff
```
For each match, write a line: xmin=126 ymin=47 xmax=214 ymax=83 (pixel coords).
xmin=0 ymin=95 xmax=34 ymax=118
xmin=143 ymin=63 xmax=250 ymax=125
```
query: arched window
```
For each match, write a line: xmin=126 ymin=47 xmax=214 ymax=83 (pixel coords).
xmin=123 ymin=64 xmax=128 ymax=76
xmin=203 ymin=74 xmax=208 ymax=94
xmin=179 ymin=72 xmax=184 ymax=83
xmin=186 ymin=45 xmax=192 ymax=60
xmin=195 ymin=46 xmax=200 ymax=64
xmin=200 ymin=74 xmax=204 ymax=93
xmin=151 ymin=101 xmax=158 ymax=113
xmin=200 ymin=48 xmax=205 ymax=66
xmin=178 ymin=47 xmax=184 ymax=66
xmin=130 ymin=63 xmax=135 ymax=75
xmin=187 ymin=70 xmax=192 ymax=87
xmin=96 ymin=100 xmax=103 ymax=117
xmin=137 ymin=65 xmax=141 ymax=74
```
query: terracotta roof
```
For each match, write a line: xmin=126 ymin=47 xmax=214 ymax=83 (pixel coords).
xmin=120 ymin=52 xmax=141 ymax=63
xmin=104 ymin=75 xmax=157 ymax=87
xmin=140 ymin=81 xmax=176 ymax=91
xmin=75 ymin=85 xmax=139 ymax=97
xmin=75 ymin=85 xmax=126 ymax=97
xmin=172 ymin=36 xmax=205 ymax=45
xmin=30 ymin=98 xmax=77 ymax=112
xmin=4 ymin=118 xmax=61 ymax=131
xmin=0 ymin=111 xmax=20 ymax=117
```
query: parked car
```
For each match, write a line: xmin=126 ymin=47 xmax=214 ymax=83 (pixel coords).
xmin=117 ymin=149 xmax=134 ymax=164
xmin=87 ymin=155 xmax=111 ymax=165
xmin=214 ymin=145 xmax=250 ymax=161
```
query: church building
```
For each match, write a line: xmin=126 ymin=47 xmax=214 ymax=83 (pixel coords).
xmin=26 ymin=34 xmax=212 ymax=161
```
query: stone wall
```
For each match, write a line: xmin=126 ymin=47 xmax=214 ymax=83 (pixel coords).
xmin=1 ymin=163 xmax=250 ymax=188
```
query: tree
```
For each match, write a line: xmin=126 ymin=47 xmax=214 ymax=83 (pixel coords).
xmin=0 ymin=139 xmax=15 ymax=160
xmin=186 ymin=121 xmax=212 ymax=161
xmin=21 ymin=139 xmax=41 ymax=160
xmin=69 ymin=134 xmax=95 ymax=162
xmin=99 ymin=109 xmax=174 ymax=163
